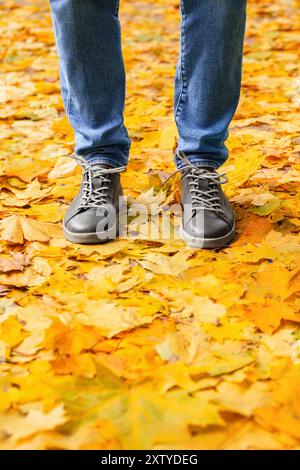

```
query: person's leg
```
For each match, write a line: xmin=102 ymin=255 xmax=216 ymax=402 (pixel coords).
xmin=50 ymin=0 xmax=130 ymax=168
xmin=174 ymin=0 xmax=246 ymax=169
xmin=50 ymin=0 xmax=129 ymax=243
xmin=176 ymin=1 xmax=247 ymax=249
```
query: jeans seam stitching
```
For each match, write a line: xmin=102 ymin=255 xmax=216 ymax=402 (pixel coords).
xmin=66 ymin=90 xmax=72 ymax=115
xmin=115 ymin=0 xmax=130 ymax=153
xmin=118 ymin=122 xmax=131 ymax=152
xmin=175 ymin=0 xmax=187 ymax=124
xmin=114 ymin=0 xmax=120 ymax=16
xmin=51 ymin=12 xmax=72 ymax=116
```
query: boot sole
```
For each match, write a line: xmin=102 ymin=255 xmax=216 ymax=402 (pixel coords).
xmin=179 ymin=223 xmax=236 ymax=249
xmin=63 ymin=223 xmax=119 ymax=244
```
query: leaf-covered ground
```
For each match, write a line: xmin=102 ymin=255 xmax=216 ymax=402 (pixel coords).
xmin=0 ymin=0 xmax=299 ymax=450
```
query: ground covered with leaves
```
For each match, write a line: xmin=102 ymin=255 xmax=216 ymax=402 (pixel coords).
xmin=0 ymin=0 xmax=299 ymax=450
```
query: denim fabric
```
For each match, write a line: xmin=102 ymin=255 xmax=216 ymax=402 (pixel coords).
xmin=50 ymin=0 xmax=246 ymax=169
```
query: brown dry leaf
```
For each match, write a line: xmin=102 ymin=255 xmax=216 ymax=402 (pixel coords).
xmin=0 ymin=215 xmax=61 ymax=244
xmin=0 ymin=253 xmax=29 ymax=272
xmin=0 ymin=215 xmax=24 ymax=244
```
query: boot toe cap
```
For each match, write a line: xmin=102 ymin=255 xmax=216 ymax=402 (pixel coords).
xmin=185 ymin=214 xmax=232 ymax=239
xmin=63 ymin=207 xmax=119 ymax=244
xmin=182 ymin=211 xmax=235 ymax=248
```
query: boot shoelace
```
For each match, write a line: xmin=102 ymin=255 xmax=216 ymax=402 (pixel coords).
xmin=164 ymin=150 xmax=228 ymax=214
xmin=68 ymin=152 xmax=226 ymax=212
xmin=69 ymin=154 xmax=126 ymax=209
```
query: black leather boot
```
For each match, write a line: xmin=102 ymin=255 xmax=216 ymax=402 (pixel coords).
xmin=63 ymin=157 xmax=126 ymax=244
xmin=178 ymin=153 xmax=235 ymax=249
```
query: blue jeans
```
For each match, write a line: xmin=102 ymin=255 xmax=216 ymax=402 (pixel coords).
xmin=50 ymin=0 xmax=246 ymax=169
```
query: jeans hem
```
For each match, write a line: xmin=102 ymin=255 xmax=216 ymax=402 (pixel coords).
xmin=175 ymin=156 xmax=222 ymax=170
xmin=84 ymin=155 xmax=127 ymax=169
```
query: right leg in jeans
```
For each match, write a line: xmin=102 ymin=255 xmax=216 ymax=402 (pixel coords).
xmin=50 ymin=0 xmax=130 ymax=168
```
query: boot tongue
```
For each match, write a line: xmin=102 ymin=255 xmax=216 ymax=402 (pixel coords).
xmin=197 ymin=178 xmax=209 ymax=191
xmin=91 ymin=163 xmax=113 ymax=171
xmin=89 ymin=163 xmax=113 ymax=191
xmin=191 ymin=167 xmax=216 ymax=191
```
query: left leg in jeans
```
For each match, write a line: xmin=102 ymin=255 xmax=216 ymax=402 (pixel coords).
xmin=174 ymin=0 xmax=247 ymax=169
